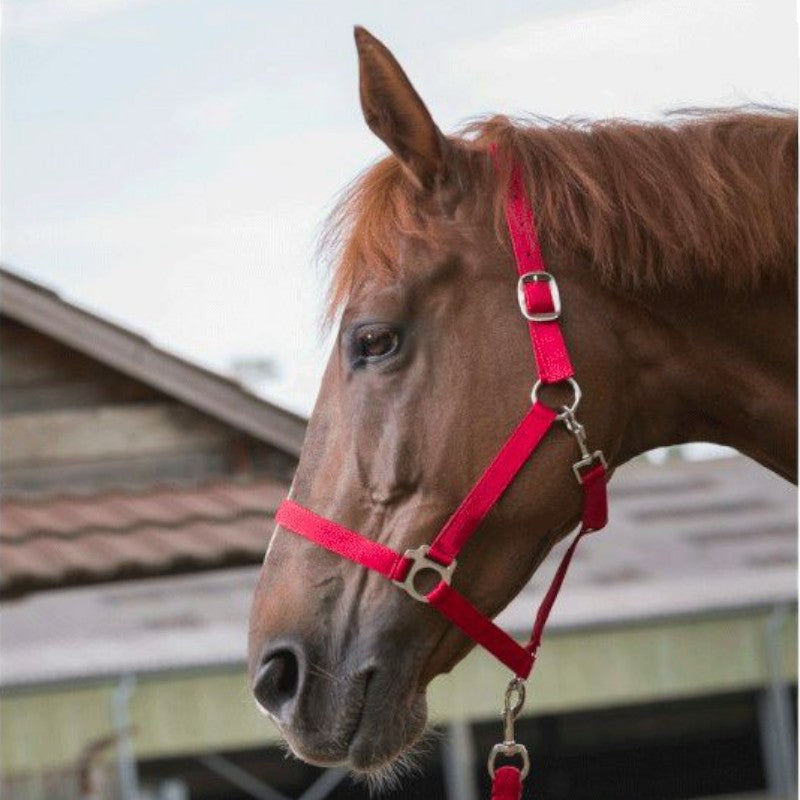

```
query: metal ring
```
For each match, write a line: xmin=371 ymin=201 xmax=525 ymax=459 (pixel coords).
xmin=530 ymin=377 xmax=581 ymax=420
xmin=487 ymin=742 xmax=531 ymax=779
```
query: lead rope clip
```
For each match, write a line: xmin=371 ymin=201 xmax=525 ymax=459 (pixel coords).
xmin=561 ymin=406 xmax=607 ymax=483
xmin=487 ymin=678 xmax=530 ymax=783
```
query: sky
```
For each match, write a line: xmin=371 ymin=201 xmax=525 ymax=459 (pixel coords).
xmin=2 ymin=0 xmax=797 ymax=416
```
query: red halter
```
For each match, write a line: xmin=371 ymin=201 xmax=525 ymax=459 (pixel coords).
xmin=273 ymin=152 xmax=609 ymax=794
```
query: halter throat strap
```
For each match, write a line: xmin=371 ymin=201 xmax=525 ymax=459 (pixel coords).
xmin=273 ymin=155 xmax=609 ymax=680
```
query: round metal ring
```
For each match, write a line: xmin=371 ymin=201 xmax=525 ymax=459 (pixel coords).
xmin=530 ymin=377 xmax=581 ymax=420
xmin=487 ymin=742 xmax=531 ymax=779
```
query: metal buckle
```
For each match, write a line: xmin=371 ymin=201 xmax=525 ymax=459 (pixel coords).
xmin=530 ymin=377 xmax=581 ymax=420
xmin=572 ymin=450 xmax=608 ymax=483
xmin=393 ymin=545 xmax=456 ymax=604
xmin=517 ymin=272 xmax=561 ymax=322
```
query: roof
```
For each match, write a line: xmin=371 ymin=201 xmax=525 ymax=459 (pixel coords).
xmin=0 ymin=454 xmax=794 ymax=688
xmin=0 ymin=477 xmax=286 ymax=599
xmin=497 ymin=453 xmax=796 ymax=632
xmin=0 ymin=266 xmax=306 ymax=456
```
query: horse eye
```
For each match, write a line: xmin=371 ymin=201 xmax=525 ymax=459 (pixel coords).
xmin=355 ymin=326 xmax=401 ymax=363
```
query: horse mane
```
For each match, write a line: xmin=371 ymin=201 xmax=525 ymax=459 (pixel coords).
xmin=322 ymin=108 xmax=797 ymax=317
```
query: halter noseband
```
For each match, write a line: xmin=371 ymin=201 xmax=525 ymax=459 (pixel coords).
xmin=272 ymin=150 xmax=609 ymax=792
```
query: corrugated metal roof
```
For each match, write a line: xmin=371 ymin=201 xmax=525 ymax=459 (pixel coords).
xmin=0 ymin=477 xmax=287 ymax=598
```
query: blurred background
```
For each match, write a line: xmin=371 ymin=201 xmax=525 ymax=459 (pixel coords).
xmin=1 ymin=1 xmax=797 ymax=799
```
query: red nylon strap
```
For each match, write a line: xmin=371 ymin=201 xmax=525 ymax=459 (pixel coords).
xmin=504 ymin=162 xmax=574 ymax=385
xmin=276 ymin=497 xmax=536 ymax=679
xmin=428 ymin=402 xmax=557 ymax=565
xmin=429 ymin=463 xmax=606 ymax=676
xmin=580 ymin=462 xmax=608 ymax=533
xmin=428 ymin=582 xmax=534 ymax=679
xmin=275 ymin=501 xmax=405 ymax=580
xmin=490 ymin=766 xmax=523 ymax=800
xmin=525 ymin=463 xmax=607 ymax=656
xmin=274 ymin=461 xmax=607 ymax=679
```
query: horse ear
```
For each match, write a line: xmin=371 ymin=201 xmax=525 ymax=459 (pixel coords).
xmin=354 ymin=26 xmax=445 ymax=191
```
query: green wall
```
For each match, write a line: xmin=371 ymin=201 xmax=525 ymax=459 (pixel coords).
xmin=2 ymin=608 xmax=796 ymax=775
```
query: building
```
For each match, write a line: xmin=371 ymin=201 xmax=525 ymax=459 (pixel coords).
xmin=0 ymin=266 xmax=304 ymax=597
xmin=0 ymin=266 xmax=303 ymax=798
xmin=0 ymin=267 xmax=796 ymax=800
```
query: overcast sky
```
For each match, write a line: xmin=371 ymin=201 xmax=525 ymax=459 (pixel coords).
xmin=2 ymin=0 xmax=797 ymax=415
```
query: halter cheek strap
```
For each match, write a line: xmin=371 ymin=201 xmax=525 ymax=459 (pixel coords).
xmin=272 ymin=155 xmax=609 ymax=682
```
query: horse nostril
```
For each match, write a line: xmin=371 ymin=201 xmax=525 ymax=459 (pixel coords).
xmin=253 ymin=646 xmax=304 ymax=722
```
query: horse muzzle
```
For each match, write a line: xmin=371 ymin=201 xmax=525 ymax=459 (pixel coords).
xmin=250 ymin=633 xmax=428 ymax=771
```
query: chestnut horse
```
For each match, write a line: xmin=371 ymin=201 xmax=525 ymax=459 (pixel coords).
xmin=249 ymin=27 xmax=797 ymax=776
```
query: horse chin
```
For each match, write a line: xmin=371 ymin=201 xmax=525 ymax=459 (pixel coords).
xmin=347 ymin=688 xmax=428 ymax=773
xmin=279 ymin=669 xmax=429 ymax=776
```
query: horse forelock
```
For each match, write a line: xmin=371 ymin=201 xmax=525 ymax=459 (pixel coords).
xmin=321 ymin=106 xmax=798 ymax=321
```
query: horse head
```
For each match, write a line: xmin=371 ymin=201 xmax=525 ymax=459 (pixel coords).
xmin=248 ymin=26 xmax=797 ymax=775
xmin=247 ymin=27 xmax=630 ymax=773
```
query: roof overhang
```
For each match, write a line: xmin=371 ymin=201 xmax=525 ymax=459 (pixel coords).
xmin=0 ymin=267 xmax=306 ymax=456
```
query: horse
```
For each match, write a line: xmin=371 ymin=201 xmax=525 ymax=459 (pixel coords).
xmin=248 ymin=25 xmax=797 ymax=781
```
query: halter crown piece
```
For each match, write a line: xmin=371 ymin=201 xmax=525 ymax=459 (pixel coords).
xmin=274 ymin=147 xmax=609 ymax=799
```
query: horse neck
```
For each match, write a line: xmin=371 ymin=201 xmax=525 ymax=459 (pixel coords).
xmin=607 ymin=273 xmax=797 ymax=481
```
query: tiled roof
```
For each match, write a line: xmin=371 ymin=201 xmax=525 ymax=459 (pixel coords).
xmin=0 ymin=478 xmax=287 ymax=599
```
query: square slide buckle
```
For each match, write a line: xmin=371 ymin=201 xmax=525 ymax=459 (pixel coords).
xmin=517 ymin=272 xmax=561 ymax=322
xmin=572 ymin=450 xmax=608 ymax=483
xmin=393 ymin=545 xmax=456 ymax=603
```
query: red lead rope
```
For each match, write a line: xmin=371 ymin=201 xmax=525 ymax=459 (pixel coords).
xmin=491 ymin=766 xmax=524 ymax=800
xmin=272 ymin=153 xmax=609 ymax=796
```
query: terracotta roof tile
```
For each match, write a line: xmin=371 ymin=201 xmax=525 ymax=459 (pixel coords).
xmin=0 ymin=477 xmax=285 ymax=598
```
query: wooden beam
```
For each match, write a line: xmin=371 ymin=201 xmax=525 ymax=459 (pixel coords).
xmin=0 ymin=403 xmax=232 ymax=466
xmin=0 ymin=449 xmax=235 ymax=498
